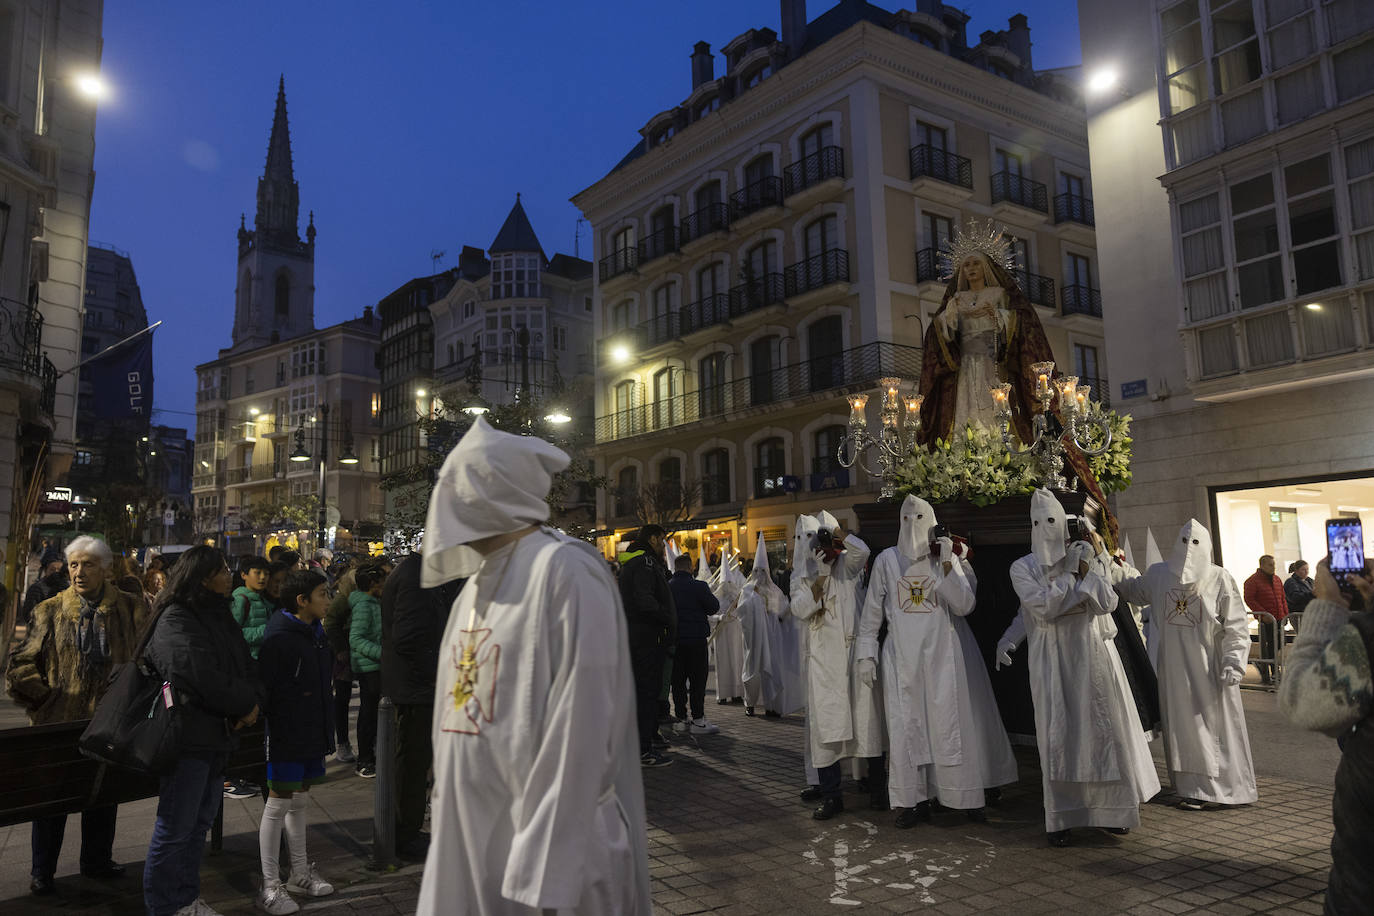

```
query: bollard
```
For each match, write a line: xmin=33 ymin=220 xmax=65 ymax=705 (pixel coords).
xmin=370 ymin=696 xmax=398 ymax=869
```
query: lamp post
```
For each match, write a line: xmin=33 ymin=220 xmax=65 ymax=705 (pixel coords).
xmin=290 ymin=402 xmax=358 ymax=552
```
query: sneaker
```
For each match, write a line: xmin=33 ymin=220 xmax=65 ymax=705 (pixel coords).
xmin=223 ymin=780 xmax=257 ymax=799
xmin=640 ymin=751 xmax=674 ymax=768
xmin=174 ymin=899 xmax=224 ymax=916
xmin=689 ymin=718 xmax=720 ymax=735
xmin=256 ymin=884 xmax=300 ymax=915
xmin=334 ymin=743 xmax=356 ymax=764
xmin=285 ymin=863 xmax=334 ymax=897
xmin=355 ymin=764 xmax=376 ymax=779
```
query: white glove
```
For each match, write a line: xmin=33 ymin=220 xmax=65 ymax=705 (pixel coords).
xmin=858 ymin=658 xmax=877 ymax=688
xmin=934 ymin=536 xmax=954 ymax=559
xmin=1219 ymin=665 xmax=1244 ymax=687
xmin=1068 ymin=541 xmax=1094 ymax=570
xmin=995 ymin=639 xmax=1017 ymax=670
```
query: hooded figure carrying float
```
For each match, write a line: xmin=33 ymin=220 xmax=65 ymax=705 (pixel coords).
xmin=736 ymin=534 xmax=804 ymax=717
xmin=1006 ymin=489 xmax=1161 ymax=847
xmin=789 ymin=512 xmax=886 ymax=819
xmin=1115 ymin=519 xmax=1257 ymax=810
xmin=857 ymin=495 xmax=1016 ymax=828
xmin=706 ymin=549 xmax=746 ymax=705
xmin=416 ymin=418 xmax=650 ymax=915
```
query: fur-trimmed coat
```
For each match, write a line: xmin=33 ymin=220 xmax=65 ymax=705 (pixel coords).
xmin=6 ymin=582 xmax=146 ymax=725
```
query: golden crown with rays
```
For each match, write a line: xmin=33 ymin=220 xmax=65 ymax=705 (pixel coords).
xmin=937 ymin=220 xmax=1019 ymax=282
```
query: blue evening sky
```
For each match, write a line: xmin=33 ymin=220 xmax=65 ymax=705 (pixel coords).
xmin=88 ymin=0 xmax=1081 ymax=426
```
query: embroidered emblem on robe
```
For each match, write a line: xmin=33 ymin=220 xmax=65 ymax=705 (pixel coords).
xmin=442 ymin=628 xmax=500 ymax=735
xmin=1165 ymin=588 xmax=1199 ymax=628
xmin=899 ymin=575 xmax=935 ymax=613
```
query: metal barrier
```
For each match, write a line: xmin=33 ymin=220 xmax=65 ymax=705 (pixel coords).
xmin=370 ymin=696 xmax=397 ymax=868
xmin=1246 ymin=611 xmax=1283 ymax=690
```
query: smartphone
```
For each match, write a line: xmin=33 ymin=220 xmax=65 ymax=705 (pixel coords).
xmin=1326 ymin=518 xmax=1365 ymax=588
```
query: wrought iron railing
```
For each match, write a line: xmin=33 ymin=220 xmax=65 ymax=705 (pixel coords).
xmin=0 ymin=296 xmax=53 ymax=415
xmin=909 ymin=145 xmax=974 ymax=189
xmin=39 ymin=356 xmax=55 ymax=416
xmin=679 ymin=203 xmax=730 ymax=245
xmin=784 ymin=249 xmax=849 ymax=297
xmin=991 ymin=171 xmax=1048 ymax=212
xmin=594 ymin=341 xmax=924 ymax=443
xmin=638 ymin=226 xmax=680 ymax=265
xmin=1054 ymin=192 xmax=1095 ymax=226
xmin=916 ymin=247 xmax=943 ymax=283
xmin=730 ymin=176 xmax=784 ymax=220
xmin=599 ymin=246 xmax=638 ymax=282
xmin=1062 ymin=284 xmax=1103 ymax=317
xmin=1014 ymin=269 xmax=1057 ymax=308
xmin=783 ymin=146 xmax=845 ymax=197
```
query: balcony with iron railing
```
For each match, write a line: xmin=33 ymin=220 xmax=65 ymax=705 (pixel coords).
xmin=679 ymin=203 xmax=731 ymax=247
xmin=916 ymin=248 xmax=943 ymax=284
xmin=599 ymin=246 xmax=638 ymax=283
xmin=0 ymin=296 xmax=56 ymax=418
xmin=991 ymin=171 xmax=1048 ymax=213
xmin=1013 ymin=269 xmax=1057 ymax=309
xmin=638 ymin=226 xmax=680 ymax=266
xmin=192 ymin=471 xmax=225 ymax=490
xmin=783 ymin=249 xmax=850 ymax=298
xmin=1054 ymin=192 xmax=1095 ymax=227
xmin=1062 ymin=284 xmax=1103 ymax=318
xmin=730 ymin=175 xmax=784 ymax=221
xmin=909 ymin=145 xmax=974 ymax=190
xmin=594 ymin=340 xmax=923 ymax=443
xmin=783 ymin=146 xmax=845 ymax=198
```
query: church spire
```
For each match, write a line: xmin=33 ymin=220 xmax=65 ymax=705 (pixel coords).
xmin=255 ymin=75 xmax=301 ymax=247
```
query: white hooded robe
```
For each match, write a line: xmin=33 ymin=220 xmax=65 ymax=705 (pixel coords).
xmin=416 ymin=418 xmax=650 ymax=915
xmin=707 ymin=551 xmax=746 ymax=702
xmin=736 ymin=536 xmax=803 ymax=714
xmin=858 ymin=495 xmax=1016 ymax=808
xmin=1115 ymin=520 xmax=1258 ymax=806
xmin=790 ymin=514 xmax=883 ymax=769
xmin=1007 ymin=489 xmax=1161 ymax=832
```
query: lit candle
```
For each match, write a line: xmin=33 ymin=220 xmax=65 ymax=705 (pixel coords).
xmin=848 ymin=394 xmax=869 ymax=428
xmin=989 ymin=383 xmax=1011 ymax=413
xmin=1076 ymin=392 xmax=1087 ymax=409
xmin=904 ymin=394 xmax=923 ymax=420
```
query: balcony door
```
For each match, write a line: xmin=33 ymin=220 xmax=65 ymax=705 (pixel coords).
xmin=807 ymin=315 xmax=845 ymax=392
xmin=653 ymin=367 xmax=678 ymax=429
xmin=750 ymin=335 xmax=781 ymax=405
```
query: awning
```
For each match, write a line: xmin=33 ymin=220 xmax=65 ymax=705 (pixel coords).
xmin=664 ymin=513 xmax=742 ymax=534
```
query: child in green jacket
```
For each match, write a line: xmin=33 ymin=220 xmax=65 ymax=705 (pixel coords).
xmin=233 ymin=556 xmax=274 ymax=659
xmin=347 ymin=566 xmax=386 ymax=776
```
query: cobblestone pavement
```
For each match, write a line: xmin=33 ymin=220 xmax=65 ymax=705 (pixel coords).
xmin=0 ymin=684 xmax=1341 ymax=914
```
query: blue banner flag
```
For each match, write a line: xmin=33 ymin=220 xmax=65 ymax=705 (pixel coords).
xmin=87 ymin=332 xmax=154 ymax=419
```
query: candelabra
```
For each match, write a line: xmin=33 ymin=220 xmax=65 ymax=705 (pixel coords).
xmin=837 ymin=377 xmax=922 ymax=499
xmin=989 ymin=361 xmax=1111 ymax=491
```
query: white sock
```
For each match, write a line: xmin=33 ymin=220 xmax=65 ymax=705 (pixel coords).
xmin=285 ymin=792 xmax=309 ymax=875
xmin=259 ymin=796 xmax=290 ymax=888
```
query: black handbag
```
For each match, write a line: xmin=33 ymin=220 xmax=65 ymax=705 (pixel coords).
xmin=79 ymin=606 xmax=182 ymax=774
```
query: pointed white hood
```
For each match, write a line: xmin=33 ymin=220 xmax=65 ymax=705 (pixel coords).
xmin=815 ymin=509 xmax=840 ymax=532
xmin=1030 ymin=487 xmax=1068 ymax=568
xmin=793 ymin=515 xmax=821 ymax=580
xmin=420 ymin=417 xmax=570 ymax=586
xmin=665 ymin=537 xmax=683 ymax=570
xmin=696 ymin=548 xmax=712 ymax=582
xmin=725 ymin=549 xmax=746 ymax=591
xmin=750 ymin=531 xmax=771 ymax=584
xmin=1144 ymin=527 xmax=1163 ymax=568
xmin=1121 ymin=532 xmax=1136 ymax=569
xmin=1167 ymin=519 xmax=1214 ymax=586
xmin=897 ymin=494 xmax=937 ymax=562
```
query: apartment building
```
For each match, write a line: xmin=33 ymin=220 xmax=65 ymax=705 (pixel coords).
xmin=573 ymin=0 xmax=1107 ymax=559
xmin=1079 ymin=0 xmax=1374 ymax=584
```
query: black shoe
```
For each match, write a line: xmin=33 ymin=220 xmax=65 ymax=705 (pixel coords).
xmin=800 ymin=786 xmax=823 ymax=802
xmin=30 ymin=875 xmax=55 ymax=896
xmin=356 ymin=764 xmax=377 ymax=779
xmin=1104 ymin=826 xmax=1130 ymax=836
xmin=812 ymin=797 xmax=845 ymax=820
xmin=733 ymin=697 xmax=745 ymax=705
xmin=80 ymin=862 xmax=126 ymax=879
xmin=1047 ymin=829 xmax=1071 ymax=847
xmin=717 ymin=698 xmax=731 ymax=705
xmin=640 ymin=751 xmax=674 ymax=768
xmin=966 ymin=807 xmax=988 ymax=823
xmin=985 ymin=787 xmax=1002 ymax=805
xmin=764 ymin=710 xmax=781 ymax=719
xmin=870 ymin=789 xmax=890 ymax=811
xmin=894 ymin=802 xmax=932 ymax=829
xmin=744 ymin=706 xmax=756 ymax=717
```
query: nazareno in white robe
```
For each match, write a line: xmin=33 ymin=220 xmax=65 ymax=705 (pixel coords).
xmin=790 ymin=534 xmax=884 ymax=769
xmin=1008 ymin=551 xmax=1161 ymax=831
xmin=860 ymin=547 xmax=1016 ymax=808
xmin=707 ymin=557 xmax=746 ymax=702
xmin=1116 ymin=552 xmax=1258 ymax=806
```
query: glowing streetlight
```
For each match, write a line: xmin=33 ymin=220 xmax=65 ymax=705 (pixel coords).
xmin=249 ymin=406 xmax=260 ymax=416
xmin=415 ymin=388 xmax=427 ymax=397
xmin=611 ymin=344 xmax=630 ymax=364
xmin=1304 ymin=302 xmax=1323 ymax=311
xmin=544 ymin=409 xmax=572 ymax=424
xmin=1086 ymin=67 xmax=1120 ymax=95
xmin=74 ymin=73 xmax=108 ymax=101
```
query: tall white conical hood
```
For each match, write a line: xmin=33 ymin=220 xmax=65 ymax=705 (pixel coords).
xmin=697 ymin=547 xmax=712 ymax=582
xmin=815 ymin=509 xmax=840 ymax=532
xmin=793 ymin=515 xmax=821 ymax=579
xmin=420 ymin=416 xmax=569 ymax=586
xmin=725 ymin=549 xmax=746 ymax=590
xmin=1144 ymin=528 xmax=1163 ymax=568
xmin=665 ymin=537 xmax=682 ymax=569
xmin=751 ymin=531 xmax=771 ymax=583
xmin=1167 ymin=519 xmax=1214 ymax=586
xmin=897 ymin=494 xmax=937 ymax=562
xmin=1121 ymin=532 xmax=1135 ymax=568
xmin=1030 ymin=487 xmax=1068 ymax=568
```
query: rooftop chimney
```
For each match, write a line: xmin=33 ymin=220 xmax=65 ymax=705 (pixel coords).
xmin=690 ymin=41 xmax=714 ymax=89
xmin=781 ymin=0 xmax=807 ymax=60
xmin=1007 ymin=13 xmax=1032 ymax=70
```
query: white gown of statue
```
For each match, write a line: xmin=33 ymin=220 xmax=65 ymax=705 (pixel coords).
xmin=937 ymin=285 xmax=1010 ymax=432
xmin=1115 ymin=520 xmax=1258 ymax=806
xmin=420 ymin=530 xmax=650 ymax=915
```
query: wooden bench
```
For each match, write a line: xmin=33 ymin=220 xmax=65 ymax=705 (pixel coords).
xmin=0 ymin=719 xmax=268 ymax=850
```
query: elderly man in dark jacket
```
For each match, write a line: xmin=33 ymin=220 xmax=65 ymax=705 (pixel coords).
xmin=617 ymin=525 xmax=676 ymax=767
xmin=669 ymin=554 xmax=721 ymax=735
xmin=381 ymin=551 xmax=461 ymax=860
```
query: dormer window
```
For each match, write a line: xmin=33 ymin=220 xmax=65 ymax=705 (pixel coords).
xmin=744 ymin=64 xmax=772 ymax=89
xmin=652 ymin=124 xmax=676 ymax=146
xmin=913 ymin=28 xmax=939 ymax=49
xmin=695 ymin=95 xmax=720 ymax=119
xmin=987 ymin=60 xmax=1015 ymax=80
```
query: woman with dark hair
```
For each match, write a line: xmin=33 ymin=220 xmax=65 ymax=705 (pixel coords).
xmin=141 ymin=546 xmax=264 ymax=916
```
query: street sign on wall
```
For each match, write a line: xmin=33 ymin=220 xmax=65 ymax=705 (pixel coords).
xmin=1120 ymin=379 xmax=1148 ymax=399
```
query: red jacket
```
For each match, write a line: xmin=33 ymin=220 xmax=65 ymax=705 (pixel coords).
xmin=1243 ymin=570 xmax=1289 ymax=622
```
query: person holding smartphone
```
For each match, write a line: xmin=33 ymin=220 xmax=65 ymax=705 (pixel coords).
xmin=1278 ymin=558 xmax=1374 ymax=916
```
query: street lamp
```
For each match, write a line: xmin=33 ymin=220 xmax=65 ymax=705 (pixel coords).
xmin=74 ymin=73 xmax=108 ymax=101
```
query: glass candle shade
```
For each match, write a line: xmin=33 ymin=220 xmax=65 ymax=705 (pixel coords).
xmin=848 ymin=394 xmax=869 ymax=429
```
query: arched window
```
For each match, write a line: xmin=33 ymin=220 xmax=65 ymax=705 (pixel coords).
xmin=698 ymin=352 xmax=726 ymax=417
xmin=913 ymin=28 xmax=939 ymax=49
xmin=808 ymin=315 xmax=845 ymax=391
xmin=696 ymin=262 xmax=727 ymax=325
xmin=800 ymin=124 xmax=833 ymax=161
xmin=750 ymin=335 xmax=780 ymax=405
xmin=653 ymin=367 xmax=678 ymax=429
xmin=754 ymin=437 xmax=785 ymax=498
xmin=615 ymin=380 xmax=639 ymax=437
xmin=615 ymin=466 xmax=639 ymax=518
xmin=744 ymin=64 xmax=772 ymax=89
xmin=814 ymin=425 xmax=846 ymax=474
xmin=275 ymin=271 xmax=291 ymax=316
xmin=646 ymin=206 xmax=676 ymax=261
xmin=702 ymin=448 xmax=731 ymax=505
xmin=804 ymin=214 xmax=838 ymax=260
